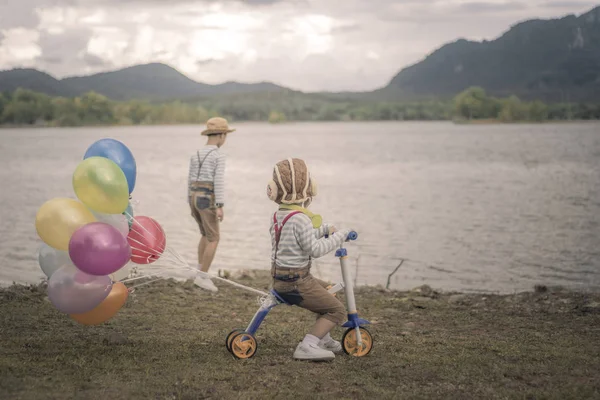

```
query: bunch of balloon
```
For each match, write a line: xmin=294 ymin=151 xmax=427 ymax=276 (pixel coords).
xmin=34 ymin=138 xmax=166 ymax=326
xmin=82 ymin=139 xmax=169 ymax=284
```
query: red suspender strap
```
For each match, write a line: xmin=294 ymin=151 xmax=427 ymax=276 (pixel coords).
xmin=273 ymin=211 xmax=302 ymax=262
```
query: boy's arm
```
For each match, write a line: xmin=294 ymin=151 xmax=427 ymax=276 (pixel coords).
xmin=295 ymin=216 xmax=348 ymax=258
xmin=214 ymin=153 xmax=226 ymax=206
xmin=314 ymin=224 xmax=336 ymax=239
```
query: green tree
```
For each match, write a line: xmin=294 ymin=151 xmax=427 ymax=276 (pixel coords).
xmin=453 ymin=86 xmax=488 ymax=120
xmin=76 ymin=91 xmax=115 ymax=124
xmin=51 ymin=97 xmax=81 ymax=126
xmin=528 ymin=100 xmax=549 ymax=122
xmin=499 ymin=95 xmax=527 ymax=122
xmin=268 ymin=110 xmax=287 ymax=124
xmin=1 ymin=102 xmax=38 ymax=124
xmin=1 ymin=86 xmax=599 ymax=127
xmin=0 ymin=94 xmax=6 ymax=123
xmin=1 ymin=88 xmax=54 ymax=124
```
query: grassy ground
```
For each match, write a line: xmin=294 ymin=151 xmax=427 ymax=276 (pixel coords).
xmin=452 ymin=118 xmax=600 ymax=125
xmin=1 ymin=271 xmax=599 ymax=400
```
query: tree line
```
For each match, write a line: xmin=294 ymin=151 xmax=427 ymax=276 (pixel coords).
xmin=452 ymin=87 xmax=600 ymax=122
xmin=1 ymin=87 xmax=599 ymax=127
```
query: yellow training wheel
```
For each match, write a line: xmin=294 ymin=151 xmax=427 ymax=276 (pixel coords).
xmin=230 ymin=332 xmax=258 ymax=359
xmin=342 ymin=327 xmax=373 ymax=357
xmin=226 ymin=329 xmax=244 ymax=353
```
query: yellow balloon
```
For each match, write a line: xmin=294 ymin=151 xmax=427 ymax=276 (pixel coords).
xmin=35 ymin=198 xmax=97 ymax=251
xmin=69 ymin=282 xmax=129 ymax=325
xmin=73 ymin=157 xmax=129 ymax=214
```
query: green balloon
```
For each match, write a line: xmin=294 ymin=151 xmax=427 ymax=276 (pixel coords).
xmin=123 ymin=202 xmax=134 ymax=230
xmin=73 ymin=157 xmax=129 ymax=214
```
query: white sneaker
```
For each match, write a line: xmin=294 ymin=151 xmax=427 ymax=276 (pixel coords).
xmin=319 ymin=337 xmax=343 ymax=354
xmin=293 ymin=342 xmax=335 ymax=361
xmin=194 ymin=276 xmax=218 ymax=292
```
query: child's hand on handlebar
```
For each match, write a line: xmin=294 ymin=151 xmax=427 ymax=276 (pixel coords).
xmin=335 ymin=229 xmax=351 ymax=241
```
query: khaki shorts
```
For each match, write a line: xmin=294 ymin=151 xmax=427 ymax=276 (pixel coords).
xmin=189 ymin=186 xmax=220 ymax=242
xmin=272 ymin=271 xmax=346 ymax=325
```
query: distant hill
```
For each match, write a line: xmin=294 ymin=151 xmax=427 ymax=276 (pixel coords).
xmin=0 ymin=63 xmax=288 ymax=101
xmin=378 ymin=6 xmax=600 ymax=102
xmin=0 ymin=69 xmax=79 ymax=97
xmin=1 ymin=6 xmax=599 ymax=103
xmin=61 ymin=63 xmax=214 ymax=100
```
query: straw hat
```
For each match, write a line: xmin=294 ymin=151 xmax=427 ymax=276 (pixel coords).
xmin=201 ymin=117 xmax=236 ymax=136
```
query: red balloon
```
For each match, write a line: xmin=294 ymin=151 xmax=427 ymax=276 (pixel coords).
xmin=127 ymin=216 xmax=166 ymax=264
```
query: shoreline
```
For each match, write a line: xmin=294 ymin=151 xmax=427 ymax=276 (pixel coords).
xmin=1 ymin=270 xmax=599 ymax=399
xmin=452 ymin=118 xmax=600 ymax=125
xmin=2 ymin=119 xmax=600 ymax=129
xmin=3 ymin=268 xmax=600 ymax=296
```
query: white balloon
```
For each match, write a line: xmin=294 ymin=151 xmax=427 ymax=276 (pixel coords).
xmin=38 ymin=243 xmax=73 ymax=279
xmin=91 ymin=211 xmax=130 ymax=238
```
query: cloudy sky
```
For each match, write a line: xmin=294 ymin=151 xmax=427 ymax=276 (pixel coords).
xmin=0 ymin=0 xmax=596 ymax=92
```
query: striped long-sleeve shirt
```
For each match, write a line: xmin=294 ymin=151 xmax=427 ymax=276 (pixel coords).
xmin=270 ymin=209 xmax=350 ymax=269
xmin=187 ymin=145 xmax=226 ymax=205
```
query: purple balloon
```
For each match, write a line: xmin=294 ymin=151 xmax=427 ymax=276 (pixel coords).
xmin=47 ymin=264 xmax=112 ymax=314
xmin=69 ymin=222 xmax=132 ymax=276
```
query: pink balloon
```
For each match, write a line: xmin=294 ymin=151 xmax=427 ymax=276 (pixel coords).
xmin=47 ymin=264 xmax=112 ymax=314
xmin=127 ymin=216 xmax=166 ymax=264
xmin=69 ymin=222 xmax=131 ymax=276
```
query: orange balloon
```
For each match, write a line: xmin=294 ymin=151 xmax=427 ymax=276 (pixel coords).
xmin=69 ymin=282 xmax=129 ymax=325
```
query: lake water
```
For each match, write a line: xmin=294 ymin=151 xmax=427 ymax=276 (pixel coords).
xmin=1 ymin=122 xmax=599 ymax=294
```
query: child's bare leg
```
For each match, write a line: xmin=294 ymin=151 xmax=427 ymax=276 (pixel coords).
xmin=197 ymin=236 xmax=208 ymax=267
xmin=200 ymin=240 xmax=219 ymax=272
xmin=309 ymin=317 xmax=336 ymax=339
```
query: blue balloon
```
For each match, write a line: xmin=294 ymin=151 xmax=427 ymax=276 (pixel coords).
xmin=84 ymin=138 xmax=137 ymax=194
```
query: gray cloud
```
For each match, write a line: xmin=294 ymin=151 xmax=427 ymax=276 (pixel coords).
xmin=83 ymin=0 xmax=288 ymax=5
xmin=82 ymin=52 xmax=111 ymax=67
xmin=0 ymin=0 xmax=80 ymax=29
xmin=543 ymin=1 xmax=596 ymax=9
xmin=38 ymin=56 xmax=63 ymax=64
xmin=458 ymin=2 xmax=528 ymax=13
xmin=0 ymin=1 xmax=41 ymax=29
xmin=0 ymin=0 xmax=595 ymax=91
xmin=31 ymin=28 xmax=97 ymax=76
xmin=197 ymin=59 xmax=217 ymax=66
xmin=244 ymin=0 xmax=285 ymax=4
xmin=332 ymin=23 xmax=361 ymax=34
xmin=37 ymin=28 xmax=92 ymax=62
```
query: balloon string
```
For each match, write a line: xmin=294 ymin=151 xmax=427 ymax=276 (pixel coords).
xmin=129 ymin=276 xmax=166 ymax=289
xmin=124 ymin=211 xmax=188 ymax=265
xmin=127 ymin=226 xmax=167 ymax=253
xmin=125 ymin=213 xmax=188 ymax=265
xmin=120 ymin=273 xmax=161 ymax=283
xmin=126 ymin=237 xmax=178 ymax=263
xmin=122 ymin=210 xmax=202 ymax=287
xmin=134 ymin=262 xmax=198 ymax=276
xmin=127 ymin=240 xmax=164 ymax=256
xmin=123 ymin=200 xmax=270 ymax=296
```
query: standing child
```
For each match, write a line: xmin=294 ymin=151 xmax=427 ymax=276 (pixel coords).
xmin=266 ymin=158 xmax=352 ymax=361
xmin=188 ymin=117 xmax=234 ymax=292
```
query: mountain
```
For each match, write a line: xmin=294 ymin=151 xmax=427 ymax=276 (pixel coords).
xmin=62 ymin=63 xmax=288 ymax=100
xmin=380 ymin=6 xmax=600 ymax=102
xmin=61 ymin=63 xmax=214 ymax=100
xmin=0 ymin=63 xmax=288 ymax=101
xmin=0 ymin=69 xmax=79 ymax=97
xmin=1 ymin=6 xmax=600 ymax=103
